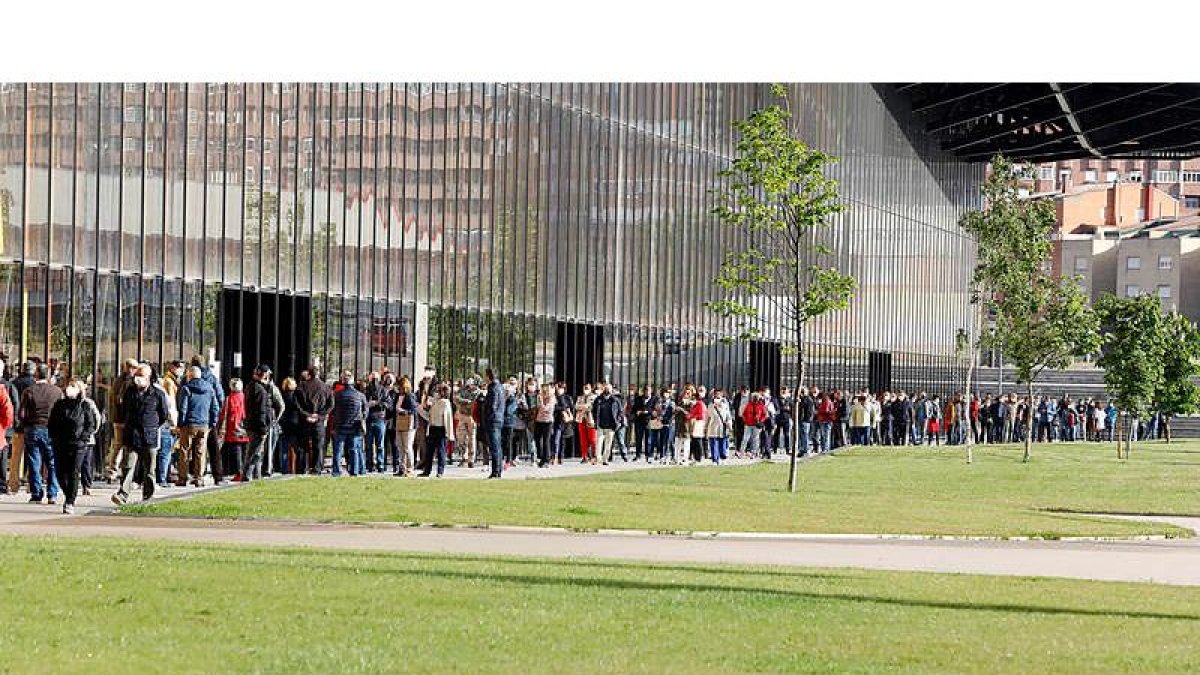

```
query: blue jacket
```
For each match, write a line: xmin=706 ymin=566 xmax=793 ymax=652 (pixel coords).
xmin=177 ymin=377 xmax=219 ymax=428
xmin=202 ymin=369 xmax=225 ymax=408
xmin=332 ymin=386 xmax=368 ymax=434
xmin=481 ymin=380 xmax=505 ymax=429
xmin=502 ymin=392 xmax=518 ymax=429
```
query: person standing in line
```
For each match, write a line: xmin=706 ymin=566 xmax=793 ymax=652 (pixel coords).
xmin=814 ymin=390 xmax=835 ymax=454
xmin=48 ymin=380 xmax=99 ymax=514
xmin=794 ymin=386 xmax=814 ymax=457
xmin=363 ymin=371 xmax=389 ymax=474
xmin=731 ymin=385 xmax=748 ymax=455
xmin=393 ymin=376 xmax=418 ymax=477
xmin=849 ymin=395 xmax=869 ymax=446
xmin=241 ymin=365 xmax=278 ymax=482
xmin=738 ymin=392 xmax=767 ymax=459
xmin=553 ymin=382 xmax=574 ymax=465
xmin=153 ymin=368 xmax=179 ymax=489
xmin=379 ymin=372 xmax=399 ymax=474
xmin=630 ymin=385 xmax=650 ymax=461
xmin=419 ymin=383 xmax=454 ymax=478
xmin=0 ymin=359 xmax=15 ymax=494
xmin=892 ymin=392 xmax=912 ymax=447
xmin=215 ymin=378 xmax=249 ymax=485
xmin=7 ymin=361 xmax=36 ymax=493
xmin=331 ymin=370 xmax=368 ymax=477
xmin=591 ymin=382 xmax=623 ymax=466
xmin=294 ymin=368 xmax=334 ymax=475
xmin=534 ymin=383 xmax=556 ymax=467
xmin=480 ymin=369 xmax=506 ymax=479
xmin=574 ymin=384 xmax=597 ymax=464
xmin=774 ymin=387 xmax=794 ymax=455
xmin=684 ymin=386 xmax=707 ymax=464
xmin=103 ymin=359 xmax=138 ymax=483
xmin=925 ymin=395 xmax=942 ymax=446
xmin=641 ymin=387 xmax=661 ymax=462
xmin=176 ymin=366 xmax=219 ymax=487
xmin=113 ymin=366 xmax=167 ymax=504
xmin=278 ymin=377 xmax=300 ymax=474
xmin=501 ymin=378 xmax=519 ymax=468
xmin=21 ymin=364 xmax=64 ymax=504
xmin=261 ymin=369 xmax=286 ymax=476
xmin=453 ymin=378 xmax=479 ymax=469
xmin=705 ymin=388 xmax=732 ymax=464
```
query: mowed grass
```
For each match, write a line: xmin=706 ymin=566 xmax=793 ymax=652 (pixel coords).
xmin=3 ymin=536 xmax=1200 ymax=674
xmin=130 ymin=441 xmax=1200 ymax=538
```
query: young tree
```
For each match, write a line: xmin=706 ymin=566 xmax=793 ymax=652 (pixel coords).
xmin=707 ymin=84 xmax=855 ymax=493
xmin=1155 ymin=311 xmax=1200 ymax=443
xmin=959 ymin=156 xmax=1100 ymax=462
xmin=1095 ymin=293 xmax=1168 ymax=459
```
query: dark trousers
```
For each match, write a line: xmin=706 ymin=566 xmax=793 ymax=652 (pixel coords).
xmin=535 ymin=422 xmax=553 ymax=465
xmin=208 ymin=431 xmax=223 ymax=481
xmin=502 ymin=427 xmax=516 ymax=463
xmin=421 ymin=425 xmax=447 ymax=476
xmin=689 ymin=437 xmax=705 ymax=462
xmin=299 ymin=423 xmax=326 ymax=474
xmin=0 ymin=445 xmax=8 ymax=492
xmin=222 ymin=442 xmax=246 ymax=480
xmin=633 ymin=421 xmax=648 ymax=458
xmin=55 ymin=443 xmax=86 ymax=506
xmin=892 ymin=421 xmax=908 ymax=446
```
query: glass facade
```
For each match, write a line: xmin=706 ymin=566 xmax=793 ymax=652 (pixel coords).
xmin=0 ymin=82 xmax=982 ymax=400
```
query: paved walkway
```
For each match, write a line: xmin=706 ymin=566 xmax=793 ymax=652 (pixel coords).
xmin=3 ymin=479 xmax=1200 ymax=586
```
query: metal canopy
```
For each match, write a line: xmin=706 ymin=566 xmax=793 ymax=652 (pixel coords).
xmin=892 ymin=83 xmax=1200 ymax=163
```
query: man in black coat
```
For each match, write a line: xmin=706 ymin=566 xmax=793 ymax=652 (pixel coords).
xmin=891 ymin=393 xmax=912 ymax=447
xmin=243 ymin=365 xmax=278 ymax=481
xmin=295 ymin=368 xmax=335 ymax=474
xmin=114 ymin=365 xmax=168 ymax=504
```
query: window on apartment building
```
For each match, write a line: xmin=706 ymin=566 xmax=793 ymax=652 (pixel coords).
xmin=1152 ymin=170 xmax=1179 ymax=183
xmin=1084 ymin=169 xmax=1097 ymax=183
xmin=1182 ymin=171 xmax=1200 ymax=183
xmin=1159 ymin=255 xmax=1173 ymax=270
xmin=1126 ymin=285 xmax=1141 ymax=298
xmin=1158 ymin=285 xmax=1172 ymax=299
xmin=1136 ymin=208 xmax=1146 ymax=221
xmin=1126 ymin=256 xmax=1141 ymax=270
xmin=1128 ymin=170 xmax=1143 ymax=182
xmin=245 ymin=137 xmax=256 ymax=152
xmin=1074 ymin=257 xmax=1089 ymax=272
xmin=1186 ymin=196 xmax=1200 ymax=209
xmin=245 ymin=167 xmax=256 ymax=184
xmin=1106 ymin=170 xmax=1118 ymax=183
xmin=1039 ymin=166 xmax=1055 ymax=181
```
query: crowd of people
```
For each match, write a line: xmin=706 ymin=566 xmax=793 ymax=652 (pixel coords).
xmin=0 ymin=352 xmax=1173 ymax=515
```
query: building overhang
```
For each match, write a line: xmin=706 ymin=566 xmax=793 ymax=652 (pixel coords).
xmin=890 ymin=83 xmax=1200 ymax=163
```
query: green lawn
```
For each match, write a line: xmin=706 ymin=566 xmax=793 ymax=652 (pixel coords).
xmin=3 ymin=536 xmax=1199 ymax=673
xmin=129 ymin=441 xmax=1200 ymax=538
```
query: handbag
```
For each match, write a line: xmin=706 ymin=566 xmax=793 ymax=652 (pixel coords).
xmin=648 ymin=418 xmax=664 ymax=431
xmin=396 ymin=412 xmax=413 ymax=432
xmin=559 ymin=409 xmax=575 ymax=424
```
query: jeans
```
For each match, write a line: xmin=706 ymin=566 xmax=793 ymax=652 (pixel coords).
xmin=645 ymin=427 xmax=661 ymax=461
xmin=332 ymin=431 xmax=364 ymax=477
xmin=634 ymin=421 xmax=648 ymax=458
xmin=485 ymin=424 xmax=503 ymax=477
xmin=796 ymin=422 xmax=811 ymax=457
xmin=615 ymin=426 xmax=628 ymax=461
xmin=816 ymin=422 xmax=832 ymax=453
xmin=708 ymin=436 xmax=728 ymax=463
xmin=26 ymin=426 xmax=59 ymax=501
xmin=739 ymin=426 xmax=760 ymax=456
xmin=366 ymin=418 xmax=387 ymax=473
xmin=157 ymin=427 xmax=175 ymax=486
xmin=421 ymin=425 xmax=447 ymax=476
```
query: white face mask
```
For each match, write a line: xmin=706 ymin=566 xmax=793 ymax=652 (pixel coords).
xmin=134 ymin=376 xmax=150 ymax=389
xmin=65 ymin=385 xmax=81 ymax=398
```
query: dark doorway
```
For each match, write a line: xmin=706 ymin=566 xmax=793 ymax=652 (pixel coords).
xmin=219 ymin=289 xmax=311 ymax=384
xmin=555 ymin=322 xmax=604 ymax=394
xmin=868 ymin=350 xmax=892 ymax=394
xmin=749 ymin=340 xmax=781 ymax=393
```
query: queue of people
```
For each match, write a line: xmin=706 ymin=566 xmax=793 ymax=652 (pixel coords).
xmin=0 ymin=350 xmax=1172 ymax=515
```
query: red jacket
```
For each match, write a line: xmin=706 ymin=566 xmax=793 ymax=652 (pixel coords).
xmin=815 ymin=398 xmax=836 ymax=424
xmin=0 ymin=385 xmax=12 ymax=450
xmin=219 ymin=391 xmax=250 ymax=443
xmin=741 ymin=399 xmax=767 ymax=427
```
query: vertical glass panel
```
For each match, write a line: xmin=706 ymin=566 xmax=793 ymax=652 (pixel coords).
xmin=242 ymin=82 xmax=262 ymax=289
xmin=0 ymin=263 xmax=21 ymax=357
xmin=71 ymin=269 xmax=96 ymax=382
xmin=94 ymin=272 xmax=119 ymax=416
xmin=0 ymin=84 xmax=24 ymax=262
xmin=23 ymin=265 xmax=47 ymax=361
xmin=163 ymin=83 xmax=186 ymax=278
xmin=76 ymin=83 xmax=100 ymax=270
xmin=27 ymin=84 xmax=51 ymax=264
xmin=142 ymin=83 xmax=165 ymax=278
xmin=50 ymin=83 xmax=75 ymax=266
xmin=328 ymin=83 xmax=346 ymax=296
xmin=47 ymin=267 xmax=71 ymax=370
xmin=120 ymin=83 xmax=144 ymax=272
xmin=224 ymin=83 xmax=245 ymax=288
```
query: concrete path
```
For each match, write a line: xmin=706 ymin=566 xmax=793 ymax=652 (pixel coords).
xmin=3 ymin=482 xmax=1200 ymax=586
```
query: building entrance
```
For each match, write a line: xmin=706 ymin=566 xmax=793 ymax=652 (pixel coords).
xmin=219 ymin=289 xmax=311 ymax=383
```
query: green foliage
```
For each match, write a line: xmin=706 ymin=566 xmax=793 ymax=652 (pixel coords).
xmin=707 ymin=86 xmax=854 ymax=343
xmin=1157 ymin=312 xmax=1200 ymax=417
xmin=961 ymin=156 xmax=1101 ymax=385
xmin=1096 ymin=293 xmax=1168 ymax=419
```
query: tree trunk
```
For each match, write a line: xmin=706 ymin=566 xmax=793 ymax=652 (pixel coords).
xmin=787 ymin=337 xmax=805 ymax=494
xmin=1115 ymin=411 xmax=1124 ymax=460
xmin=1022 ymin=381 xmax=1034 ymax=462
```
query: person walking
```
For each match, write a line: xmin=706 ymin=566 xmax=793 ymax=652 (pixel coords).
xmin=154 ymin=368 xmax=179 ymax=489
xmin=48 ymin=380 xmax=100 ymax=514
xmin=330 ymin=371 xmax=368 ymax=477
xmin=21 ymin=364 xmax=64 ymax=504
xmin=113 ymin=366 xmax=168 ymax=504
xmin=419 ymin=383 xmax=454 ymax=478
xmin=176 ymin=366 xmax=219 ymax=487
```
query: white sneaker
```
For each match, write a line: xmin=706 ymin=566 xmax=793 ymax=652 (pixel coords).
xmin=63 ymin=504 xmax=75 ymax=515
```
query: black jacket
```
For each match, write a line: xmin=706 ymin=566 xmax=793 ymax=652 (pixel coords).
xmin=797 ymin=395 xmax=816 ymax=424
xmin=295 ymin=378 xmax=334 ymax=425
xmin=592 ymin=393 xmax=624 ymax=430
xmin=245 ymin=380 xmax=276 ymax=435
xmin=49 ymin=396 xmax=99 ymax=448
xmin=333 ymin=386 xmax=369 ymax=434
xmin=122 ymin=386 xmax=168 ymax=451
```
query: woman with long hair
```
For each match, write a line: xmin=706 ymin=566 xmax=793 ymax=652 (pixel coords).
xmin=394 ymin=376 xmax=418 ymax=477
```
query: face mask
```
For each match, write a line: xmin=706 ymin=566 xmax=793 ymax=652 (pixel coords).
xmin=65 ymin=385 xmax=81 ymax=398
xmin=556 ymin=388 xmax=564 ymax=396
xmin=134 ymin=376 xmax=150 ymax=389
